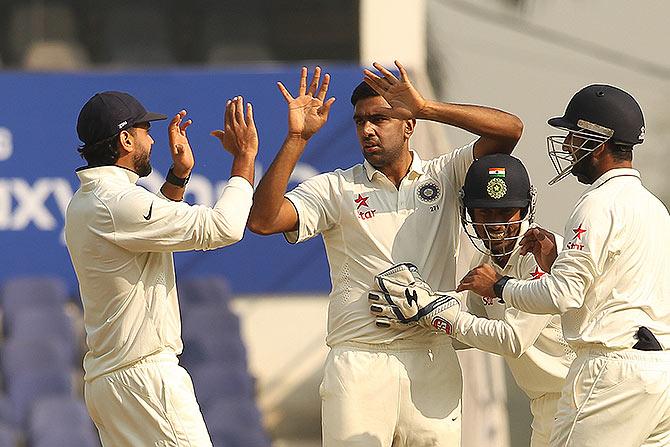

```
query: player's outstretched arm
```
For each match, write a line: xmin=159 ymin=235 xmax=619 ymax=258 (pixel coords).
xmin=363 ymin=60 xmax=523 ymax=157
xmin=248 ymin=66 xmax=335 ymax=235
xmin=211 ymin=96 xmax=259 ymax=187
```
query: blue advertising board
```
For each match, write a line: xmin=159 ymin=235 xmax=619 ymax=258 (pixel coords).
xmin=0 ymin=66 xmax=366 ymax=294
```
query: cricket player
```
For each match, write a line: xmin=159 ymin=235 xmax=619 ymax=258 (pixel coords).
xmin=368 ymin=153 xmax=575 ymax=446
xmin=247 ymin=62 xmax=523 ymax=446
xmin=458 ymin=85 xmax=670 ymax=446
xmin=65 ymin=92 xmax=257 ymax=446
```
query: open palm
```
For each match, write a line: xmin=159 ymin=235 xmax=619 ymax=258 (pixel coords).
xmin=278 ymin=66 xmax=336 ymax=140
xmin=363 ymin=60 xmax=426 ymax=120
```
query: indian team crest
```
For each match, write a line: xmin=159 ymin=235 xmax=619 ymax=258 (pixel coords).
xmin=417 ymin=181 xmax=441 ymax=204
xmin=486 ymin=178 xmax=507 ymax=199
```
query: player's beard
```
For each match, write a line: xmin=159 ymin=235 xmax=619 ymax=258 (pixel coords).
xmin=570 ymin=152 xmax=598 ymax=185
xmin=133 ymin=149 xmax=152 ymax=178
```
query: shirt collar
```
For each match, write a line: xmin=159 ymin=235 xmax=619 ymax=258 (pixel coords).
xmin=76 ymin=165 xmax=140 ymax=185
xmin=362 ymin=150 xmax=425 ymax=182
xmin=586 ymin=168 xmax=640 ymax=193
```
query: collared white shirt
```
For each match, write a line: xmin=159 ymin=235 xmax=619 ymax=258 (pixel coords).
xmin=65 ymin=166 xmax=253 ymax=380
xmin=285 ymin=142 xmax=475 ymax=346
xmin=455 ymin=227 xmax=574 ymax=399
xmin=504 ymin=168 xmax=670 ymax=350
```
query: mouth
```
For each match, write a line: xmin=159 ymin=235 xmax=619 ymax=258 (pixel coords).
xmin=488 ymin=231 xmax=506 ymax=241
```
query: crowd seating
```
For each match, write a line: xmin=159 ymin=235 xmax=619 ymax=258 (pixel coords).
xmin=0 ymin=275 xmax=269 ymax=447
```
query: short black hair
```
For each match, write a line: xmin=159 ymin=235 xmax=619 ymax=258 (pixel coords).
xmin=350 ymin=81 xmax=379 ymax=106
xmin=77 ymin=127 xmax=139 ymax=167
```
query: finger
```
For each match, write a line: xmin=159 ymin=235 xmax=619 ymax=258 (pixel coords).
xmin=368 ymin=292 xmax=384 ymax=303
xmin=307 ymin=66 xmax=321 ymax=97
xmin=318 ymin=97 xmax=336 ymax=119
xmin=170 ymin=112 xmax=182 ymax=130
xmin=363 ymin=76 xmax=389 ymax=96
xmin=245 ymin=102 xmax=255 ymax=128
xmin=370 ymin=303 xmax=400 ymax=320
xmin=210 ymin=130 xmax=224 ymax=141
xmin=234 ymin=97 xmax=245 ymax=128
xmin=375 ymin=317 xmax=392 ymax=329
xmin=224 ymin=99 xmax=233 ymax=128
xmin=298 ymin=66 xmax=308 ymax=96
xmin=363 ymin=69 xmax=391 ymax=90
xmin=372 ymin=62 xmax=399 ymax=83
xmin=179 ymin=119 xmax=192 ymax=133
xmin=277 ymin=82 xmax=294 ymax=102
xmin=316 ymin=73 xmax=330 ymax=101
xmin=395 ymin=60 xmax=409 ymax=82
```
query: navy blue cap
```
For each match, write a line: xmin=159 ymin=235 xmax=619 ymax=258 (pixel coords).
xmin=77 ymin=91 xmax=167 ymax=145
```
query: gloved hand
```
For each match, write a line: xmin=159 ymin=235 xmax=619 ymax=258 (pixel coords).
xmin=368 ymin=263 xmax=461 ymax=335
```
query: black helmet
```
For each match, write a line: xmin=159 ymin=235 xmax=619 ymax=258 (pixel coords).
xmin=459 ymin=154 xmax=536 ymax=256
xmin=548 ymin=84 xmax=645 ymax=146
xmin=461 ymin=154 xmax=533 ymax=210
xmin=546 ymin=84 xmax=645 ymax=185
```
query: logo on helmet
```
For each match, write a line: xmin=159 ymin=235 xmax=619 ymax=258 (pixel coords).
xmin=486 ymin=178 xmax=507 ymax=199
xmin=417 ymin=181 xmax=441 ymax=204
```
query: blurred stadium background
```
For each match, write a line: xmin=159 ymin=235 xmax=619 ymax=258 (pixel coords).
xmin=0 ymin=0 xmax=667 ymax=446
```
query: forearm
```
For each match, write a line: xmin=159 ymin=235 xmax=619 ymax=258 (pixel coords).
xmin=160 ymin=182 xmax=186 ymax=202
xmin=230 ymin=153 xmax=256 ymax=187
xmin=504 ymin=255 xmax=591 ymax=315
xmin=417 ymin=101 xmax=522 ymax=154
xmin=248 ymin=135 xmax=307 ymax=229
xmin=455 ymin=312 xmax=526 ymax=357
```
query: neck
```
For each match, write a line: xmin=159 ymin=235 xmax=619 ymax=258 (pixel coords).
xmin=379 ymin=149 xmax=413 ymax=189
xmin=492 ymin=253 xmax=510 ymax=269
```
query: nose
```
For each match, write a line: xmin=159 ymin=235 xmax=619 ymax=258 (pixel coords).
xmin=362 ymin=120 xmax=375 ymax=136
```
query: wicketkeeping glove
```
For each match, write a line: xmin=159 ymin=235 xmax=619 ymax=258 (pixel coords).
xmin=368 ymin=263 xmax=461 ymax=335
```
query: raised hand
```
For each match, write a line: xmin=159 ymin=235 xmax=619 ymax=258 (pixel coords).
xmin=277 ymin=66 xmax=336 ymax=140
xmin=168 ymin=110 xmax=194 ymax=178
xmin=519 ymin=227 xmax=558 ymax=272
xmin=363 ymin=60 xmax=427 ymax=120
xmin=211 ymin=96 xmax=258 ymax=159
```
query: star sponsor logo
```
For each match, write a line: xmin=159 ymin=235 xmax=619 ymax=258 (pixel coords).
xmin=354 ymin=193 xmax=376 ymax=220
xmin=567 ymin=224 xmax=586 ymax=250
xmin=530 ymin=266 xmax=545 ymax=280
xmin=354 ymin=193 xmax=369 ymax=209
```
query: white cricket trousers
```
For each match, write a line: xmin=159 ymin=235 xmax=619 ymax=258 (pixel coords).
xmin=321 ymin=339 xmax=462 ymax=447
xmin=529 ymin=392 xmax=560 ymax=447
xmin=84 ymin=351 xmax=212 ymax=447
xmin=550 ymin=348 xmax=670 ymax=447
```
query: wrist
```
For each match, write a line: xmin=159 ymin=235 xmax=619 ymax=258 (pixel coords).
xmin=493 ymin=275 xmax=512 ymax=301
xmin=414 ymin=98 xmax=431 ymax=120
xmin=166 ymin=166 xmax=190 ymax=187
xmin=171 ymin=165 xmax=192 ymax=179
xmin=286 ymin=132 xmax=310 ymax=144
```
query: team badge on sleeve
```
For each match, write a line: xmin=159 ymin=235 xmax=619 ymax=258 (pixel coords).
xmin=417 ymin=181 xmax=441 ymax=204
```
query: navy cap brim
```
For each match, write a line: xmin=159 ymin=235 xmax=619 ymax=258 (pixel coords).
xmin=547 ymin=116 xmax=579 ymax=131
xmin=138 ymin=111 xmax=168 ymax=122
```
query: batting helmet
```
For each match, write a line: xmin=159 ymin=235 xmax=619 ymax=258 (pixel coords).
xmin=546 ymin=84 xmax=645 ymax=184
xmin=459 ymin=154 xmax=536 ymax=256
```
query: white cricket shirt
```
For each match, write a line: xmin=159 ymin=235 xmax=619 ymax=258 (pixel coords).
xmin=503 ymin=169 xmax=670 ymax=350
xmin=455 ymin=227 xmax=574 ymax=399
xmin=285 ymin=143 xmax=474 ymax=346
xmin=65 ymin=166 xmax=253 ymax=380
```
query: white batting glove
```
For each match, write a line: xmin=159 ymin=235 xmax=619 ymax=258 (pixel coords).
xmin=368 ymin=263 xmax=461 ymax=335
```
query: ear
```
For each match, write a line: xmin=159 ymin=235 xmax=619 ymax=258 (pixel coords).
xmin=118 ymin=130 xmax=134 ymax=154
xmin=404 ymin=119 xmax=416 ymax=140
xmin=591 ymin=141 xmax=610 ymax=162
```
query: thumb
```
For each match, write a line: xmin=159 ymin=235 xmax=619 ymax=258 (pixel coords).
xmin=210 ymin=130 xmax=224 ymax=141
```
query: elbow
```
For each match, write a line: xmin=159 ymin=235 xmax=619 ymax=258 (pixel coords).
xmin=247 ymin=217 xmax=274 ymax=236
xmin=502 ymin=117 xmax=524 ymax=154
